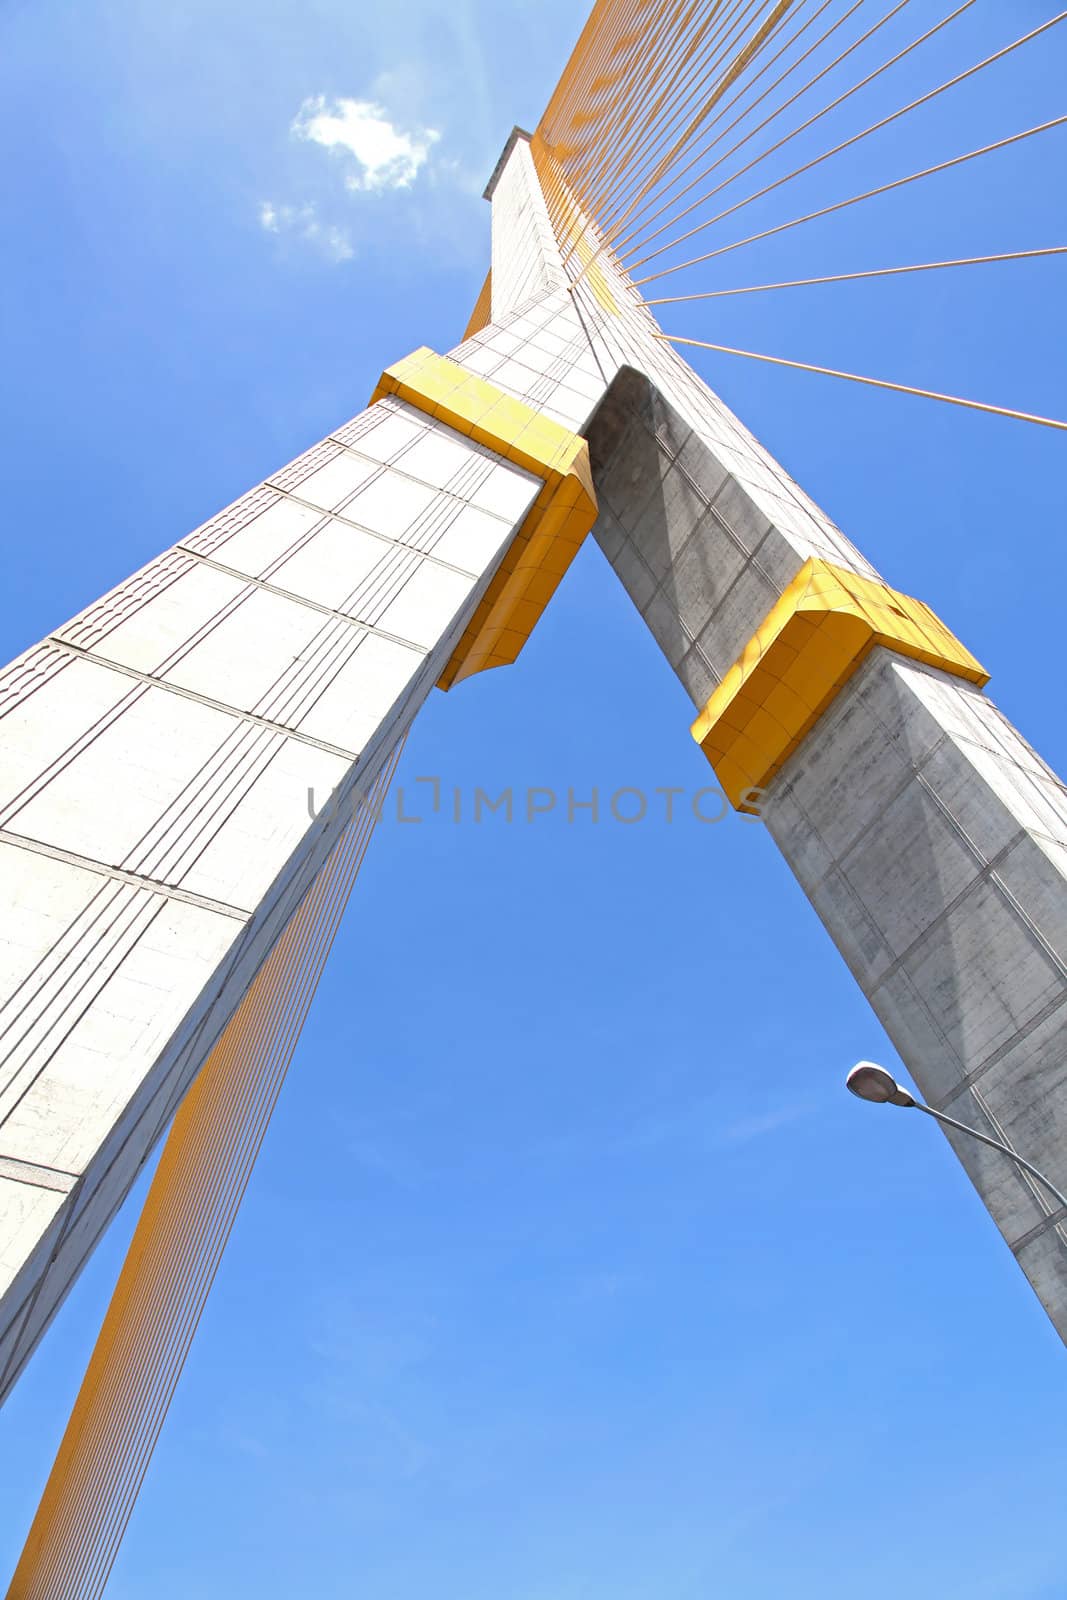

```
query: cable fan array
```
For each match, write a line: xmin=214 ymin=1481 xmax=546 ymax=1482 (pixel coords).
xmin=7 ymin=747 xmax=404 ymax=1600
xmin=531 ymin=0 xmax=1067 ymax=432
xmin=7 ymin=5 xmax=1066 ymax=1597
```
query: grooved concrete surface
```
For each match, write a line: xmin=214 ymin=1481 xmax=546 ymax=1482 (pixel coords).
xmin=1 ymin=129 xmax=1064 ymax=1404
xmin=0 ymin=396 xmax=543 ymax=1398
xmin=586 ymin=350 xmax=1067 ymax=1343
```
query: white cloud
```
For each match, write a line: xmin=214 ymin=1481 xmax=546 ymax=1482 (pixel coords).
xmin=257 ymin=199 xmax=354 ymax=263
xmin=316 ymin=223 xmax=355 ymax=263
xmin=292 ymin=95 xmax=439 ymax=192
xmin=257 ymin=86 xmax=452 ymax=265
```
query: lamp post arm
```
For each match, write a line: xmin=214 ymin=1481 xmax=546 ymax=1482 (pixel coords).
xmin=912 ymin=1101 xmax=1067 ymax=1213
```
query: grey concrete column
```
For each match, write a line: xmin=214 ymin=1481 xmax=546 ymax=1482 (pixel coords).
xmin=764 ymin=652 xmax=1067 ymax=1332
xmin=585 ymin=365 xmax=1067 ymax=1340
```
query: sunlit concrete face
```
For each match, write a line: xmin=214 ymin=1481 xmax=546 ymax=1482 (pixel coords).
xmin=0 ymin=392 xmax=545 ymax=1397
xmin=0 ymin=130 xmax=1064 ymax=1403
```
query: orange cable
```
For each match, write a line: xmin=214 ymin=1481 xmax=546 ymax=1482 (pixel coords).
xmin=615 ymin=0 xmax=921 ymax=258
xmin=654 ymin=332 xmax=1067 ymax=432
xmin=594 ymin=0 xmax=796 ymax=250
xmin=643 ymin=247 xmax=1067 ymax=301
xmin=541 ymin=0 xmax=682 ymax=243
xmin=615 ymin=0 xmax=842 ymax=242
xmin=554 ymin=0 xmax=718 ymax=227
xmin=8 ymin=753 xmax=401 ymax=1600
xmin=567 ymin=0 xmax=765 ymax=241
xmin=633 ymin=114 xmax=1067 ymax=285
xmin=626 ymin=3 xmax=1060 ymax=271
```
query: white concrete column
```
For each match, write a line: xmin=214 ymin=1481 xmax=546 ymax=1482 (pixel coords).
xmin=486 ymin=128 xmax=569 ymax=322
xmin=0 ymin=390 xmax=547 ymax=1398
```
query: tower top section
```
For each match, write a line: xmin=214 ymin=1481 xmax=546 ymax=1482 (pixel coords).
xmin=483 ymin=126 xmax=533 ymax=201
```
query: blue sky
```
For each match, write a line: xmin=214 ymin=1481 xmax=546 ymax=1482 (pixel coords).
xmin=1 ymin=2 xmax=1066 ymax=1596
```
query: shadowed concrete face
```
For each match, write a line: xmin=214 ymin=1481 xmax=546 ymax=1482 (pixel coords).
xmin=588 ymin=367 xmax=739 ymax=710
xmin=588 ymin=367 xmax=845 ymax=713
xmin=762 ymin=648 xmax=1067 ymax=1330
xmin=587 ymin=367 xmax=1067 ymax=1339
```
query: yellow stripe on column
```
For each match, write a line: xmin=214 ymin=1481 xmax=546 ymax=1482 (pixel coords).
xmin=691 ymin=558 xmax=989 ymax=811
xmin=371 ymin=347 xmax=598 ymax=688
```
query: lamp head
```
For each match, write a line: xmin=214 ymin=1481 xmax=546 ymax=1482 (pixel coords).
xmin=846 ymin=1061 xmax=915 ymax=1108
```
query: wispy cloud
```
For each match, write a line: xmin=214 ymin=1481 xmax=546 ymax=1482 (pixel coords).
xmin=257 ymin=199 xmax=353 ymax=262
xmin=719 ymin=1104 xmax=810 ymax=1145
xmin=533 ymin=1092 xmax=813 ymax=1170
xmin=258 ymin=86 xmax=450 ymax=263
xmin=292 ymin=95 xmax=439 ymax=193
xmin=604 ymin=1094 xmax=811 ymax=1156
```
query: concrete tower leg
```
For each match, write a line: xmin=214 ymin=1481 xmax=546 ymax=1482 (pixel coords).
xmin=471 ymin=133 xmax=1067 ymax=1333
xmin=0 ymin=294 xmax=599 ymax=1397
xmin=0 ymin=128 xmax=1064 ymax=1407
xmin=586 ymin=373 xmax=1067 ymax=1336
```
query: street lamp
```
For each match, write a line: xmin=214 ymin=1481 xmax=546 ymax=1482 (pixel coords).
xmin=846 ymin=1061 xmax=1067 ymax=1212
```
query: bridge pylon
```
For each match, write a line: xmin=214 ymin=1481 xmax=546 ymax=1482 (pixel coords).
xmin=2 ymin=115 xmax=1065 ymax=1599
